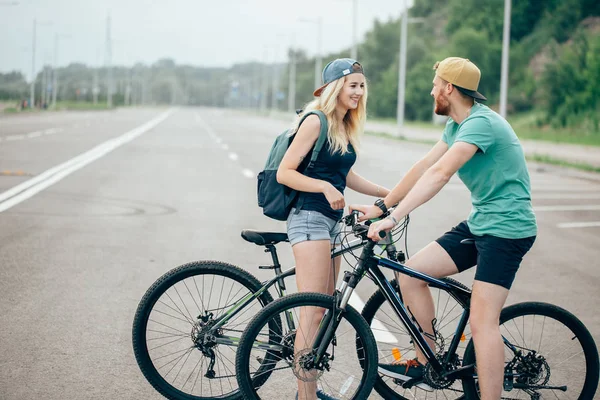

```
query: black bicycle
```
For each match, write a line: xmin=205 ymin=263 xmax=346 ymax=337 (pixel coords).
xmin=235 ymin=212 xmax=600 ymax=400
xmin=132 ymin=216 xmax=405 ymax=400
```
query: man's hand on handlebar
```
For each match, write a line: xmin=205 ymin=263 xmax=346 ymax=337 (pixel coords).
xmin=367 ymin=218 xmax=395 ymax=241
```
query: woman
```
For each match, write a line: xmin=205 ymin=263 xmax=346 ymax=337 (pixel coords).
xmin=276 ymin=58 xmax=390 ymax=400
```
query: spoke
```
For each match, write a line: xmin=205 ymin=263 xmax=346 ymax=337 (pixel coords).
xmin=148 ymin=335 xmax=189 ymax=352
xmin=182 ymin=356 xmax=202 ymax=392
xmin=193 ymin=275 xmax=207 ymax=314
xmin=148 ymin=319 xmax=190 ymax=335
xmin=146 ymin=328 xmax=188 ymax=338
xmin=172 ymin=346 xmax=194 ymax=384
xmin=152 ymin=307 xmax=191 ymax=324
xmin=155 ymin=346 xmax=194 ymax=365
xmin=156 ymin=298 xmax=195 ymax=325
xmin=165 ymin=290 xmax=195 ymax=324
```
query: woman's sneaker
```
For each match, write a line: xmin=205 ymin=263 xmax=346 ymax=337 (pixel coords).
xmin=295 ymin=389 xmax=337 ymax=400
xmin=377 ymin=358 xmax=432 ymax=391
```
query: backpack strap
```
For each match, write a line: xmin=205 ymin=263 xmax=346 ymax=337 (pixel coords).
xmin=293 ymin=110 xmax=329 ymax=214
xmin=297 ymin=110 xmax=328 ymax=169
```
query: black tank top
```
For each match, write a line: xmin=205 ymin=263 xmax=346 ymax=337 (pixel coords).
xmin=295 ymin=141 xmax=356 ymax=221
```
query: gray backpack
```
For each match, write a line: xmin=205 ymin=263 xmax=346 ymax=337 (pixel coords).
xmin=257 ymin=110 xmax=328 ymax=220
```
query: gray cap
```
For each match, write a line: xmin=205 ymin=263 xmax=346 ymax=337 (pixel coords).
xmin=313 ymin=58 xmax=364 ymax=97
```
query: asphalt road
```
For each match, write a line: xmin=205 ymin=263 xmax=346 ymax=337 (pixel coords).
xmin=1 ymin=107 xmax=599 ymax=399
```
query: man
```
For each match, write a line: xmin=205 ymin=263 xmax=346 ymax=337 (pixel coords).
xmin=351 ymin=57 xmax=537 ymax=399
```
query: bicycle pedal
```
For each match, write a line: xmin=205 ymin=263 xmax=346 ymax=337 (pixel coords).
xmin=259 ymin=265 xmax=275 ymax=269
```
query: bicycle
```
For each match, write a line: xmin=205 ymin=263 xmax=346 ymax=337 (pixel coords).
xmin=132 ymin=216 xmax=406 ymax=400
xmin=235 ymin=212 xmax=600 ymax=400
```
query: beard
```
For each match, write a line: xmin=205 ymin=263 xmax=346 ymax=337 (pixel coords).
xmin=434 ymin=95 xmax=450 ymax=116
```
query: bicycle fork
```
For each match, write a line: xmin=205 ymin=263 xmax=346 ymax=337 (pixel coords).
xmin=310 ymin=269 xmax=361 ymax=366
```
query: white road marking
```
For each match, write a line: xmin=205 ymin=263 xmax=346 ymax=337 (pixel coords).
xmin=196 ymin=112 xmax=255 ymax=180
xmin=0 ymin=109 xmax=175 ymax=213
xmin=348 ymin=292 xmax=397 ymax=344
xmin=535 ymin=205 xmax=600 ymax=212
xmin=27 ymin=131 xmax=43 ymax=138
xmin=6 ymin=135 xmax=24 ymax=141
xmin=558 ymin=221 xmax=600 ymax=229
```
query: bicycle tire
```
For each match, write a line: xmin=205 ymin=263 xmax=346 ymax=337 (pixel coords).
xmin=236 ymin=292 xmax=379 ymax=400
xmin=132 ymin=261 xmax=276 ymax=400
xmin=462 ymin=301 xmax=599 ymax=399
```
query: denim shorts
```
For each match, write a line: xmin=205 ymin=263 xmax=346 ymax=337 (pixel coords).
xmin=435 ymin=221 xmax=536 ymax=290
xmin=286 ymin=208 xmax=342 ymax=247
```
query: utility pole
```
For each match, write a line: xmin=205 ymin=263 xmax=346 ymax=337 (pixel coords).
xmin=30 ymin=18 xmax=36 ymax=108
xmin=105 ymin=14 xmax=113 ymax=108
xmin=288 ymin=44 xmax=297 ymax=113
xmin=260 ymin=48 xmax=268 ymax=113
xmin=396 ymin=1 xmax=408 ymax=137
xmin=51 ymin=34 xmax=58 ymax=108
xmin=499 ymin=0 xmax=511 ymax=118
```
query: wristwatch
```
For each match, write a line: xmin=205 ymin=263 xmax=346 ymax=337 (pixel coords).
xmin=374 ymin=198 xmax=388 ymax=215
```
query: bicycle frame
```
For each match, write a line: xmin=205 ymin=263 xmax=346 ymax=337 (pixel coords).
xmin=211 ymin=237 xmax=368 ymax=347
xmin=313 ymin=240 xmax=474 ymax=377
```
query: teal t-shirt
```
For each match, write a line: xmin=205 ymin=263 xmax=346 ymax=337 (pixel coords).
xmin=441 ymin=103 xmax=537 ymax=239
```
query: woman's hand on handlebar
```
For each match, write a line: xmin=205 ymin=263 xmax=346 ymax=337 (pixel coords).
xmin=348 ymin=204 xmax=382 ymax=222
xmin=367 ymin=217 xmax=394 ymax=241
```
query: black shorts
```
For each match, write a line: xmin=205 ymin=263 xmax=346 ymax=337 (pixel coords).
xmin=435 ymin=221 xmax=536 ymax=290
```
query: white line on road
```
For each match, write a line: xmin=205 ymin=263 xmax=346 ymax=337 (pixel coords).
xmin=0 ymin=109 xmax=176 ymax=213
xmin=27 ymin=131 xmax=43 ymax=138
xmin=348 ymin=292 xmax=397 ymax=344
xmin=196 ymin=112 xmax=255 ymax=180
xmin=558 ymin=221 xmax=600 ymax=229
xmin=6 ymin=135 xmax=24 ymax=141
xmin=535 ymin=205 xmax=600 ymax=212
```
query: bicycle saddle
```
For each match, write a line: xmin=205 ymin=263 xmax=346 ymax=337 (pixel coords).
xmin=241 ymin=230 xmax=289 ymax=246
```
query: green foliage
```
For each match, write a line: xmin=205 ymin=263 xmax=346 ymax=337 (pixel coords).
xmin=541 ymin=31 xmax=600 ymax=132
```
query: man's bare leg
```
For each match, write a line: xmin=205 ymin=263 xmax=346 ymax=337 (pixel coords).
xmin=397 ymin=241 xmax=459 ymax=362
xmin=470 ymin=281 xmax=509 ymax=400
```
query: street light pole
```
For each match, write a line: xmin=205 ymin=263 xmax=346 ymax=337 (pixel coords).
xmin=351 ymin=0 xmax=357 ymax=59
xmin=300 ymin=17 xmax=323 ymax=91
xmin=396 ymin=1 xmax=408 ymax=137
xmin=499 ymin=0 xmax=511 ymax=118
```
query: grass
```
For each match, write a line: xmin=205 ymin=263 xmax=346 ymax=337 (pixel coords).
xmin=54 ymin=101 xmax=113 ymax=111
xmin=366 ymin=130 xmax=600 ymax=175
xmin=527 ymin=154 xmax=600 ymax=174
xmin=508 ymin=112 xmax=600 ymax=147
xmin=366 ymin=130 xmax=437 ymax=146
xmin=372 ymin=112 xmax=600 ymax=147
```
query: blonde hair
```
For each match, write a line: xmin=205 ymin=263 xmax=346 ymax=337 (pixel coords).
xmin=290 ymin=75 xmax=367 ymax=155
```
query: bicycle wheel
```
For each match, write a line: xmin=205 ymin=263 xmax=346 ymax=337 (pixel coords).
xmin=462 ymin=302 xmax=599 ymax=399
xmin=361 ymin=278 xmax=471 ymax=399
xmin=236 ymin=292 xmax=379 ymax=400
xmin=132 ymin=261 xmax=276 ymax=400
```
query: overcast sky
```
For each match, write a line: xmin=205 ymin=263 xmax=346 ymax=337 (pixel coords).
xmin=0 ymin=0 xmax=412 ymax=80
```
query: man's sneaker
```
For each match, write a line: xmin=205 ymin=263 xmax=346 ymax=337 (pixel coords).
xmin=295 ymin=389 xmax=337 ymax=400
xmin=377 ymin=358 xmax=433 ymax=391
